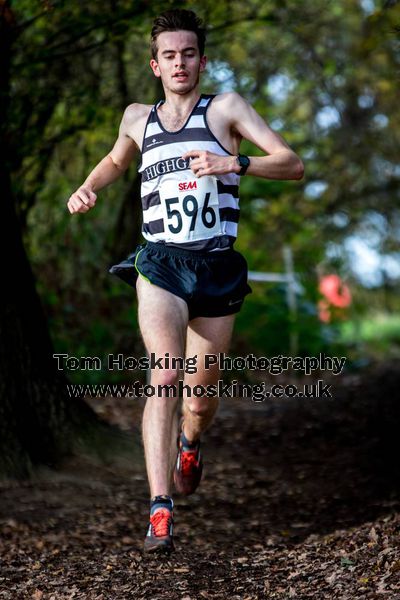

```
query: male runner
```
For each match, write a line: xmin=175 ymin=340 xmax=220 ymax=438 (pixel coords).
xmin=67 ymin=9 xmax=304 ymax=555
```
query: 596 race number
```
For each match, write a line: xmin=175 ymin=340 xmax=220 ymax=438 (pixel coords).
xmin=160 ymin=176 xmax=221 ymax=242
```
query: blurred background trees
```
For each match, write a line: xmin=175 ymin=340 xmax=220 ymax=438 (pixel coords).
xmin=4 ymin=0 xmax=400 ymax=386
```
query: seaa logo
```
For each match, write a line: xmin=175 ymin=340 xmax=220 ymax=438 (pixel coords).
xmin=179 ymin=181 xmax=197 ymax=191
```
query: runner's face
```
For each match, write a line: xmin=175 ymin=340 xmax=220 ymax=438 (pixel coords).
xmin=150 ymin=30 xmax=206 ymax=94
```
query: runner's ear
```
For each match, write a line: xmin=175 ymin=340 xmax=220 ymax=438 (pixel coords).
xmin=150 ymin=58 xmax=161 ymax=77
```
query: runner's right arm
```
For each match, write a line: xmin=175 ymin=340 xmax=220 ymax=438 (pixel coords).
xmin=67 ymin=104 xmax=140 ymax=214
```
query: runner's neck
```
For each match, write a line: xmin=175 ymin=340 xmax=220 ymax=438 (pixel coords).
xmin=157 ymin=93 xmax=202 ymax=133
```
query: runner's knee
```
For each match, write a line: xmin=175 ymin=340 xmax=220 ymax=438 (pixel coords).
xmin=150 ymin=368 xmax=180 ymax=388
xmin=184 ymin=397 xmax=218 ymax=418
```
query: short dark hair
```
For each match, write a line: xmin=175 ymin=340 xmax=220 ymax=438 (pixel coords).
xmin=150 ymin=9 xmax=206 ymax=60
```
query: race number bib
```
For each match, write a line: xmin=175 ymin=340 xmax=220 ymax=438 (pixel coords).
xmin=159 ymin=176 xmax=222 ymax=243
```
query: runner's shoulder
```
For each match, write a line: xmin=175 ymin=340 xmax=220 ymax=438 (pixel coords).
xmin=122 ymin=102 xmax=152 ymax=126
xmin=210 ymin=92 xmax=250 ymax=119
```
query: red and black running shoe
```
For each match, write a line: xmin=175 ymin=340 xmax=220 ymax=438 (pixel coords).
xmin=143 ymin=496 xmax=174 ymax=554
xmin=174 ymin=419 xmax=203 ymax=496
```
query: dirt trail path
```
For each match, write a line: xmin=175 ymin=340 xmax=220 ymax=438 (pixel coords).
xmin=1 ymin=364 xmax=400 ymax=599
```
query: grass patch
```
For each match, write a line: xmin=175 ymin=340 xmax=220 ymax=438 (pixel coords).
xmin=339 ymin=313 xmax=400 ymax=357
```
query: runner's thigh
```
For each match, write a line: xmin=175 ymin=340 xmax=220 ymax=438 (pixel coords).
xmin=136 ymin=276 xmax=189 ymax=357
xmin=184 ymin=314 xmax=235 ymax=385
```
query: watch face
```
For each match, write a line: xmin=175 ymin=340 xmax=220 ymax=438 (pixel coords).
xmin=239 ymin=155 xmax=250 ymax=168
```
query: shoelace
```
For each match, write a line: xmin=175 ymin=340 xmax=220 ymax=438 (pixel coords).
xmin=181 ymin=448 xmax=200 ymax=474
xmin=150 ymin=508 xmax=172 ymax=537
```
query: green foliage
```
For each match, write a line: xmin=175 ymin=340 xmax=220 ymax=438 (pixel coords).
xmin=340 ymin=313 xmax=400 ymax=358
xmin=234 ymin=279 xmax=347 ymax=360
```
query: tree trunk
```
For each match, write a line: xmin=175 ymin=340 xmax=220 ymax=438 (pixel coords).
xmin=0 ymin=0 xmax=117 ymax=478
xmin=0 ymin=155 xmax=111 ymax=477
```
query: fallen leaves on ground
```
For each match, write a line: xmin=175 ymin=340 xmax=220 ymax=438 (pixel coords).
xmin=1 ymin=362 xmax=400 ymax=599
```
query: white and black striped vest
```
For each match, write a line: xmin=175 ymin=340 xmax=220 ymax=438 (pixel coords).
xmin=138 ymin=94 xmax=240 ymax=251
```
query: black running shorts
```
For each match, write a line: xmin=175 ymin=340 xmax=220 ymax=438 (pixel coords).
xmin=109 ymin=242 xmax=252 ymax=320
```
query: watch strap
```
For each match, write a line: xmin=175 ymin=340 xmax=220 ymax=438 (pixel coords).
xmin=237 ymin=153 xmax=250 ymax=176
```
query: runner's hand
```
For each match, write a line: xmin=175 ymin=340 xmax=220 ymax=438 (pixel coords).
xmin=67 ymin=185 xmax=97 ymax=214
xmin=182 ymin=150 xmax=239 ymax=177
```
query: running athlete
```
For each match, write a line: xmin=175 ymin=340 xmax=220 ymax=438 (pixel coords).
xmin=67 ymin=9 xmax=304 ymax=555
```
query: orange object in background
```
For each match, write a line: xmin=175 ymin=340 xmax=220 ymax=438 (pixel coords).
xmin=318 ymin=274 xmax=352 ymax=323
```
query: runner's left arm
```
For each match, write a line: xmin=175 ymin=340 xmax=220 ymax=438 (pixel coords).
xmin=183 ymin=92 xmax=304 ymax=181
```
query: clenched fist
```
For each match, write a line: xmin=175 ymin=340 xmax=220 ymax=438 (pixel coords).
xmin=67 ymin=185 xmax=97 ymax=214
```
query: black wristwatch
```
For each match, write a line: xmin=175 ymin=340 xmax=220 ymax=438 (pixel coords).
xmin=237 ymin=154 xmax=250 ymax=176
